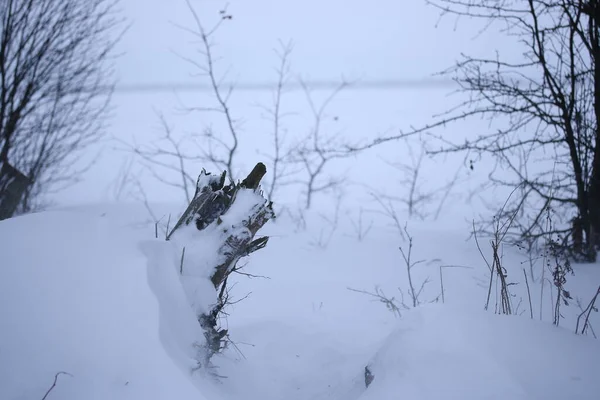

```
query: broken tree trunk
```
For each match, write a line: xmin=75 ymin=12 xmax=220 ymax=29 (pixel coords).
xmin=168 ymin=162 xmax=274 ymax=368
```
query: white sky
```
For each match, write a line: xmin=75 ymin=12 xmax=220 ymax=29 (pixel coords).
xmin=55 ymin=0 xmax=515 ymax=221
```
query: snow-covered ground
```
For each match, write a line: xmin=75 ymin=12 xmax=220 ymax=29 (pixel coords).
xmin=1 ymin=204 xmax=599 ymax=399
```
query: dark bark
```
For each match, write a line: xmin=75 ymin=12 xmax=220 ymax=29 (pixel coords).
xmin=420 ymin=0 xmax=600 ymax=262
xmin=241 ymin=162 xmax=266 ymax=190
xmin=0 ymin=0 xmax=122 ymax=216
xmin=0 ymin=161 xmax=31 ymax=220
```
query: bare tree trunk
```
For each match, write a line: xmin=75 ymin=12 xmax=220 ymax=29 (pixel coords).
xmin=375 ymin=0 xmax=600 ymax=263
xmin=0 ymin=161 xmax=31 ymax=220
xmin=582 ymin=0 xmax=600 ymax=259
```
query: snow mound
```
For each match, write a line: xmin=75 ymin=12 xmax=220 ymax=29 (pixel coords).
xmin=1 ymin=205 xmax=599 ymax=400
xmin=0 ymin=207 xmax=209 ymax=400
xmin=213 ymin=320 xmax=369 ymax=400
xmin=360 ymin=305 xmax=600 ymax=400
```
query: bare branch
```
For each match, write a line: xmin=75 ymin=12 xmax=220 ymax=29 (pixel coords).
xmin=41 ymin=371 xmax=73 ymax=400
xmin=291 ymin=78 xmax=353 ymax=209
xmin=347 ymin=286 xmax=409 ymax=318
xmin=0 ymin=0 xmax=126 ymax=217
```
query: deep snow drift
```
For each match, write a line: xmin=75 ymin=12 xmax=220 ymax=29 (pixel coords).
xmin=1 ymin=204 xmax=599 ymax=399
xmin=362 ymin=306 xmax=599 ymax=399
xmin=0 ymin=207 xmax=208 ymax=400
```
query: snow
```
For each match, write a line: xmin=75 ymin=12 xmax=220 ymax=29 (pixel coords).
xmin=219 ymin=188 xmax=269 ymax=227
xmin=0 ymin=208 xmax=206 ymax=400
xmin=1 ymin=204 xmax=599 ymax=400
xmin=165 ymin=186 xmax=271 ymax=318
xmin=362 ymin=305 xmax=600 ymax=399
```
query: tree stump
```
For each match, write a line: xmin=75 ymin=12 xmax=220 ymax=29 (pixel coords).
xmin=168 ymin=162 xmax=274 ymax=368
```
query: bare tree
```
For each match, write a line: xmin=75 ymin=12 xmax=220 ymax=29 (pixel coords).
xmin=380 ymin=135 xmax=434 ymax=220
xmin=399 ymin=224 xmax=434 ymax=307
xmin=106 ymin=155 xmax=137 ymax=202
xmin=415 ymin=0 xmax=600 ymax=262
xmin=127 ymin=4 xmax=365 ymax=216
xmin=369 ymin=192 xmax=407 ymax=240
xmin=176 ymin=1 xmax=240 ymax=181
xmin=128 ymin=112 xmax=197 ymax=203
xmin=257 ymin=40 xmax=298 ymax=202
xmin=377 ymin=134 xmax=466 ymax=220
xmin=347 ymin=206 xmax=374 ymax=242
xmin=308 ymin=187 xmax=344 ymax=249
xmin=292 ymin=79 xmax=352 ymax=209
xmin=346 ymin=1 xmax=600 ymax=262
xmin=125 ymin=3 xmax=242 ymax=200
xmin=0 ymin=0 xmax=123 ymax=219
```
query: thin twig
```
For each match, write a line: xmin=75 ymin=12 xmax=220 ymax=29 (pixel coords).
xmin=439 ymin=264 xmax=474 ymax=304
xmin=523 ymin=268 xmax=534 ymax=319
xmin=180 ymin=247 xmax=186 ymax=275
xmin=41 ymin=372 xmax=73 ymax=400
xmin=576 ymin=285 xmax=600 ymax=336
xmin=165 ymin=214 xmax=172 ymax=240
xmin=347 ymin=286 xmax=408 ymax=317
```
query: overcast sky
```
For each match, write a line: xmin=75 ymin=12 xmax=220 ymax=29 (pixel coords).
xmin=54 ymin=0 xmax=514 ymax=220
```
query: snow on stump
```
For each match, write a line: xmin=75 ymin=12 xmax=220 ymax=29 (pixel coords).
xmin=168 ymin=162 xmax=274 ymax=369
xmin=0 ymin=161 xmax=32 ymax=220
